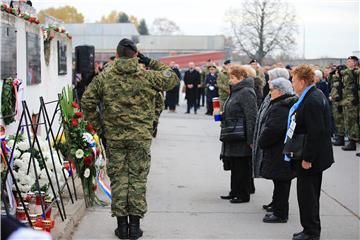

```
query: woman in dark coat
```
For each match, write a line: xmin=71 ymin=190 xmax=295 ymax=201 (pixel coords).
xmin=288 ymin=65 xmax=334 ymax=240
xmin=258 ymin=77 xmax=297 ymax=223
xmin=220 ymin=65 xmax=258 ymax=203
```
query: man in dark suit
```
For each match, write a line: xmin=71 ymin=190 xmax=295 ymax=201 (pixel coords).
xmin=183 ymin=62 xmax=201 ymax=114
xmin=288 ymin=64 xmax=334 ymax=240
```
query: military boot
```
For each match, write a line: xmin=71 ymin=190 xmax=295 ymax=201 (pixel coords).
xmin=129 ymin=215 xmax=143 ymax=239
xmin=342 ymin=140 xmax=356 ymax=151
xmin=332 ymin=135 xmax=345 ymax=146
xmin=356 ymin=152 xmax=360 ymax=157
xmin=115 ymin=216 xmax=129 ymax=239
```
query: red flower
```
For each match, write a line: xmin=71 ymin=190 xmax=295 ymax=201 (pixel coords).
xmin=71 ymin=118 xmax=78 ymax=127
xmin=87 ymin=123 xmax=96 ymax=133
xmin=84 ymin=156 xmax=94 ymax=166
xmin=74 ymin=112 xmax=83 ymax=118
xmin=71 ymin=101 xmax=80 ymax=109
xmin=92 ymin=184 xmax=97 ymax=192
xmin=96 ymin=149 xmax=100 ymax=156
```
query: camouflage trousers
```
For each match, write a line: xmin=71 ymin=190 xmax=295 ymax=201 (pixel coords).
xmin=106 ymin=140 xmax=151 ymax=217
xmin=332 ymin=103 xmax=344 ymax=136
xmin=343 ymin=104 xmax=359 ymax=141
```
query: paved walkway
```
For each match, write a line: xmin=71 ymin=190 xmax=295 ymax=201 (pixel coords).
xmin=73 ymin=104 xmax=359 ymax=240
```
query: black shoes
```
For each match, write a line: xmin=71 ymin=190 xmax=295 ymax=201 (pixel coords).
xmin=263 ymin=213 xmax=288 ymax=223
xmin=356 ymin=152 xmax=360 ymax=157
xmin=292 ymin=231 xmax=320 ymax=240
xmin=220 ymin=195 xmax=234 ymax=200
xmin=115 ymin=216 xmax=129 ymax=239
xmin=129 ymin=215 xmax=143 ymax=240
xmin=229 ymin=197 xmax=250 ymax=203
xmin=342 ymin=140 xmax=357 ymax=151
xmin=262 ymin=202 xmax=273 ymax=212
xmin=332 ymin=135 xmax=345 ymax=146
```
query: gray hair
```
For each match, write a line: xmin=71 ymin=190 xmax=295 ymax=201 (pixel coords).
xmin=268 ymin=68 xmax=290 ymax=80
xmin=271 ymin=77 xmax=294 ymax=95
xmin=315 ymin=69 xmax=323 ymax=79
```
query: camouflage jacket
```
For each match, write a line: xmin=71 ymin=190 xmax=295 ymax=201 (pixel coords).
xmin=341 ymin=68 xmax=359 ymax=106
xmin=81 ymin=57 xmax=179 ymax=141
xmin=154 ymin=91 xmax=164 ymax=122
xmin=217 ymin=69 xmax=230 ymax=111
xmin=330 ymin=74 xmax=343 ymax=104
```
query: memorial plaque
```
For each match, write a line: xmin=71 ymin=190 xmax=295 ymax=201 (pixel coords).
xmin=0 ymin=24 xmax=17 ymax=79
xmin=57 ymin=41 xmax=67 ymax=75
xmin=26 ymin=32 xmax=41 ymax=85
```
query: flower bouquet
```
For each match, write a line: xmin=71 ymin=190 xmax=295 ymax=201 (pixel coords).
xmin=59 ymin=86 xmax=99 ymax=206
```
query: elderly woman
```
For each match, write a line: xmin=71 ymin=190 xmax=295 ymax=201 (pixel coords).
xmin=314 ymin=69 xmax=329 ymax=99
xmin=220 ymin=65 xmax=258 ymax=203
xmin=252 ymin=67 xmax=290 ymax=211
xmin=258 ymin=78 xmax=297 ymax=223
xmin=287 ymin=65 xmax=334 ymax=240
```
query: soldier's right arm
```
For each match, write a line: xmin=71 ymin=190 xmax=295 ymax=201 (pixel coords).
xmin=81 ymin=73 xmax=104 ymax=131
xmin=217 ymin=72 xmax=230 ymax=94
xmin=146 ymin=59 xmax=180 ymax=92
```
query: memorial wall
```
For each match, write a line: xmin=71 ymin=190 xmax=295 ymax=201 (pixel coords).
xmin=0 ymin=10 xmax=73 ymax=135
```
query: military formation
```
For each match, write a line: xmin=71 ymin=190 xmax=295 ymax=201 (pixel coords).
xmin=329 ymin=56 xmax=359 ymax=155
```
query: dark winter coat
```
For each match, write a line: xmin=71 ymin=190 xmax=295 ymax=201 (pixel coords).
xmin=166 ymin=67 xmax=181 ymax=108
xmin=183 ymin=69 xmax=201 ymax=102
xmin=221 ymin=78 xmax=258 ymax=157
xmin=254 ymin=77 xmax=264 ymax=107
xmin=291 ymin=87 xmax=334 ymax=176
xmin=258 ymin=94 xmax=297 ymax=180
xmin=205 ymin=73 xmax=219 ymax=99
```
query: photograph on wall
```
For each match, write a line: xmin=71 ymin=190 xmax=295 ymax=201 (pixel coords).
xmin=57 ymin=41 xmax=67 ymax=75
xmin=26 ymin=32 xmax=41 ymax=85
xmin=0 ymin=24 xmax=17 ymax=79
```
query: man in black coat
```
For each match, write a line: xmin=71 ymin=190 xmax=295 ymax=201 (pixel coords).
xmin=289 ymin=65 xmax=334 ymax=240
xmin=165 ymin=61 xmax=181 ymax=112
xmin=183 ymin=62 xmax=201 ymax=114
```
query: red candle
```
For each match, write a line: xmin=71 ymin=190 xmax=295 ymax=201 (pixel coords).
xmin=212 ymin=97 xmax=220 ymax=109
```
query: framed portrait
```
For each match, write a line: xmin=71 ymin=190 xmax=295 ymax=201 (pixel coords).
xmin=57 ymin=41 xmax=67 ymax=75
xmin=0 ymin=24 xmax=17 ymax=79
xmin=26 ymin=32 xmax=41 ymax=85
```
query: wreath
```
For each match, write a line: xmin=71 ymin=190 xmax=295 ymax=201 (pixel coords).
xmin=1 ymin=78 xmax=17 ymax=125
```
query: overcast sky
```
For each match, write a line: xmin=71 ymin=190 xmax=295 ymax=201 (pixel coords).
xmin=32 ymin=0 xmax=359 ymax=59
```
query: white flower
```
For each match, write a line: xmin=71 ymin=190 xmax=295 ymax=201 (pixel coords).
xmin=7 ymin=140 xmax=14 ymax=149
xmin=20 ymin=152 xmax=31 ymax=161
xmin=75 ymin=149 xmax=84 ymax=159
xmin=17 ymin=141 xmax=30 ymax=151
xmin=84 ymin=168 xmax=90 ymax=178
xmin=13 ymin=150 xmax=21 ymax=159
xmin=82 ymin=133 xmax=93 ymax=144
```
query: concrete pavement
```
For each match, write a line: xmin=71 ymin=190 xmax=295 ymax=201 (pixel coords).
xmin=72 ymin=104 xmax=359 ymax=240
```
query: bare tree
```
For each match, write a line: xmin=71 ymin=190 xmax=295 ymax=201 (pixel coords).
xmin=226 ymin=0 xmax=297 ymax=64
xmin=151 ymin=18 xmax=181 ymax=35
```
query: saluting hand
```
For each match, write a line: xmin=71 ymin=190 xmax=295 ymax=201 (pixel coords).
xmin=301 ymin=160 xmax=312 ymax=170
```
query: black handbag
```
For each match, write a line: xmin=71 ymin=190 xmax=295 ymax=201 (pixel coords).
xmin=219 ymin=118 xmax=246 ymax=142
xmin=283 ymin=134 xmax=307 ymax=160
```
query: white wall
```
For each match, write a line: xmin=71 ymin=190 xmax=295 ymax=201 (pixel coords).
xmin=1 ymin=11 xmax=73 ymax=137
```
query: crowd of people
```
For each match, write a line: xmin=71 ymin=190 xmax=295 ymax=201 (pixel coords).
xmin=75 ymin=38 xmax=358 ymax=240
xmin=159 ymin=56 xmax=358 ymax=240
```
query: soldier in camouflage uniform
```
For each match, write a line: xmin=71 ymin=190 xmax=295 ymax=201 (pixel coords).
xmin=217 ymin=60 xmax=231 ymax=112
xmin=153 ymin=91 xmax=164 ymax=138
xmin=341 ymin=56 xmax=359 ymax=151
xmin=330 ymin=67 xmax=346 ymax=146
xmin=81 ymin=39 xmax=179 ymax=239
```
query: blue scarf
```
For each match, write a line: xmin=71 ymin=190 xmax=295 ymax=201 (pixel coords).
xmin=284 ymin=84 xmax=315 ymax=161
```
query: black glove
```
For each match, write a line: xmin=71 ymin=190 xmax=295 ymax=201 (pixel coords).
xmin=138 ymin=53 xmax=151 ymax=67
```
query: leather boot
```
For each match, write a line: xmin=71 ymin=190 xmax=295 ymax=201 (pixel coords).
xmin=115 ymin=216 xmax=129 ymax=239
xmin=129 ymin=215 xmax=143 ymax=239
xmin=332 ymin=135 xmax=345 ymax=146
xmin=342 ymin=140 xmax=356 ymax=151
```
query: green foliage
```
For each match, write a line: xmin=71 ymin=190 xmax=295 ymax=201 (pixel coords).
xmin=1 ymin=78 xmax=16 ymax=125
xmin=59 ymin=86 xmax=75 ymax=122
xmin=138 ymin=19 xmax=149 ymax=35
xmin=118 ymin=13 xmax=129 ymax=23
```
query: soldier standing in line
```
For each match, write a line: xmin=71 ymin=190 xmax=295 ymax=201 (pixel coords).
xmin=217 ymin=60 xmax=231 ymax=112
xmin=356 ymin=67 xmax=360 ymax=157
xmin=341 ymin=56 xmax=359 ymax=151
xmin=81 ymin=38 xmax=179 ymax=239
xmin=330 ymin=66 xmax=346 ymax=146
